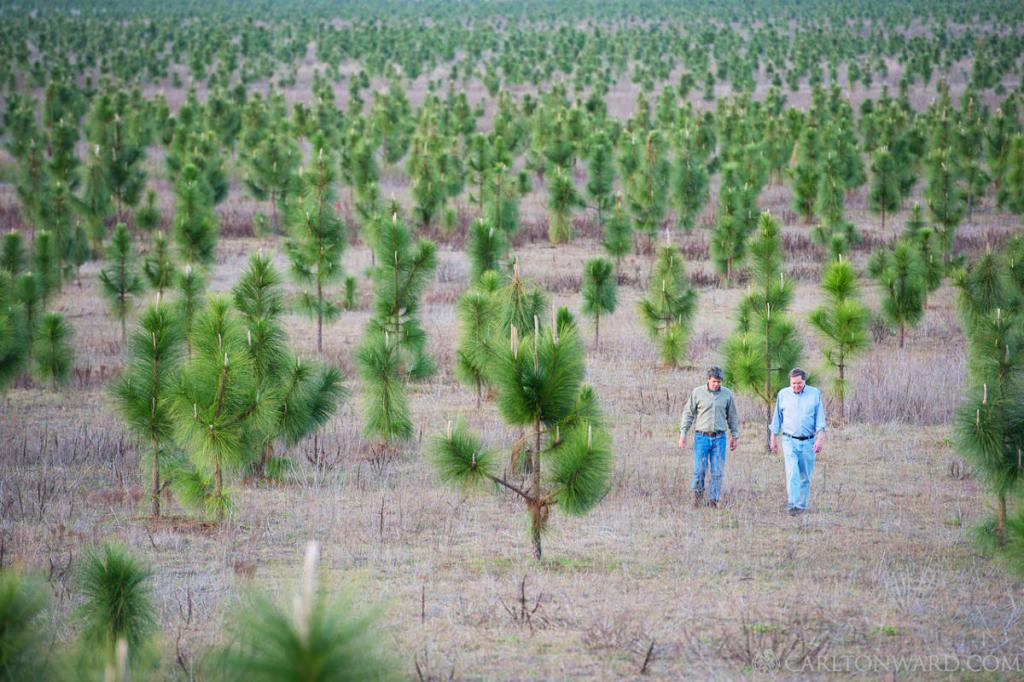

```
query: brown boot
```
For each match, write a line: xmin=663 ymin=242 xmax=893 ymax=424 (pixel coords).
xmin=693 ymin=491 xmax=704 ymax=508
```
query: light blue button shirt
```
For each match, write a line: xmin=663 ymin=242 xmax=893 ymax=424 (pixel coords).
xmin=770 ymin=385 xmax=826 ymax=437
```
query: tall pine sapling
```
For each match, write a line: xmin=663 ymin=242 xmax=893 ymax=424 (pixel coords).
xmin=867 ymin=239 xmax=927 ymax=348
xmin=112 ymin=301 xmax=182 ymax=518
xmin=31 ymin=312 xmax=74 ymax=389
xmin=98 ymin=223 xmax=143 ymax=345
xmin=638 ymin=245 xmax=697 ymax=367
xmin=284 ymin=150 xmax=347 ymax=355
xmin=581 ymin=257 xmax=617 ymax=350
xmin=808 ymin=257 xmax=869 ymax=426
xmin=724 ymin=211 xmax=803 ymax=450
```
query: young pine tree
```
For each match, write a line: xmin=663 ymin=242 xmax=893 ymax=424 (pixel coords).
xmin=869 ymin=146 xmax=902 ymax=231
xmin=548 ymin=166 xmax=585 ymax=244
xmin=454 ymin=283 xmax=501 ymax=408
xmin=1 ymin=231 xmax=26 ymax=276
xmin=581 ymin=257 xmax=618 ymax=351
xmin=111 ymin=301 xmax=182 ymax=518
xmin=596 ymin=196 xmax=629 ymax=269
xmin=0 ymin=569 xmax=53 ymax=681
xmin=367 ymin=214 xmax=438 ymax=379
xmin=98 ymin=223 xmax=143 ymax=345
xmin=465 ymin=218 xmax=507 ymax=286
xmin=924 ymin=147 xmax=965 ymax=265
xmin=142 ymin=231 xmax=178 ymax=297
xmin=868 ymin=239 xmax=928 ymax=348
xmin=284 ymin=151 xmax=348 ymax=355
xmin=232 ymin=252 xmax=347 ymax=479
xmin=172 ymin=297 xmax=271 ymax=520
xmin=808 ymin=257 xmax=869 ymax=426
xmin=173 ymin=265 xmax=206 ymax=360
xmin=483 ymin=162 xmax=520 ymax=237
xmin=356 ymin=329 xmax=412 ymax=456
xmin=31 ymin=312 xmax=74 ymax=389
xmin=0 ymin=272 xmax=30 ymax=393
xmin=724 ymin=212 xmax=804 ymax=450
xmin=954 ymin=244 xmax=1024 ymax=549
xmin=76 ymin=544 xmax=156 ymax=672
xmin=214 ymin=542 xmax=396 ymax=682
xmin=638 ymin=245 xmax=698 ymax=367
xmin=671 ymin=142 xmax=710 ymax=232
xmin=586 ymin=131 xmax=615 ymax=226
xmin=432 ymin=311 xmax=612 ymax=561
xmin=172 ymin=164 xmax=219 ymax=267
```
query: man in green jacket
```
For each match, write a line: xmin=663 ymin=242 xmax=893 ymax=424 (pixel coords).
xmin=678 ymin=366 xmax=740 ymax=508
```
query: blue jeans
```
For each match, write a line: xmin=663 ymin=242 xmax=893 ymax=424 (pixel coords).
xmin=692 ymin=432 xmax=726 ymax=501
xmin=782 ymin=436 xmax=815 ymax=510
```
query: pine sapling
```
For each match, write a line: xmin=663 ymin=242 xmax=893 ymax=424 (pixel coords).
xmin=31 ymin=312 xmax=74 ymax=389
xmin=581 ymin=257 xmax=617 ymax=350
xmin=98 ymin=223 xmax=143 ymax=345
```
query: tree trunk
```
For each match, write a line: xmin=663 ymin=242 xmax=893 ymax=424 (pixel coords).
xmin=151 ymin=439 xmax=160 ymax=518
xmin=594 ymin=311 xmax=600 ymax=351
xmin=475 ymin=376 xmax=482 ymax=409
xmin=531 ymin=418 xmax=542 ymax=561
xmin=881 ymin=207 xmax=886 ymax=232
xmin=997 ymin=492 xmax=1007 ymax=546
xmin=215 ymin=461 xmax=224 ymax=521
xmin=316 ymin=281 xmax=324 ymax=355
xmin=898 ymin=323 xmax=905 ymax=349
xmin=837 ymin=361 xmax=846 ymax=428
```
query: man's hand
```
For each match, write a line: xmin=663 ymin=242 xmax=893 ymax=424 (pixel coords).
xmin=729 ymin=436 xmax=738 ymax=451
xmin=813 ymin=433 xmax=824 ymax=455
xmin=678 ymin=434 xmax=688 ymax=449
xmin=769 ymin=434 xmax=778 ymax=454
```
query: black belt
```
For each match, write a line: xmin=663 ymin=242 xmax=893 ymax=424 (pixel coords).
xmin=784 ymin=433 xmax=814 ymax=441
xmin=696 ymin=430 xmax=724 ymax=436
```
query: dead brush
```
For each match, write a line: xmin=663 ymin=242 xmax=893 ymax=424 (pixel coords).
xmin=685 ymin=610 xmax=832 ymax=673
xmin=498 ymin=573 xmax=547 ymax=634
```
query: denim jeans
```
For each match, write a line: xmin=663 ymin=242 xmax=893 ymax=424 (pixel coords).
xmin=692 ymin=432 xmax=726 ymax=501
xmin=782 ymin=435 xmax=815 ymax=510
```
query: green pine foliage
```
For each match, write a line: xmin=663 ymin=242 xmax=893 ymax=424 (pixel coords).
xmin=232 ymin=252 xmax=347 ymax=479
xmin=581 ymin=257 xmax=617 ymax=350
xmin=867 ymin=238 xmax=928 ymax=348
xmin=367 ymin=214 xmax=437 ymax=379
xmin=953 ymin=241 xmax=1024 ymax=556
xmin=172 ymin=296 xmax=272 ymax=520
xmin=625 ymin=130 xmax=671 ymax=239
xmin=789 ymin=123 xmax=821 ymax=223
xmin=142 ymin=231 xmax=178 ymax=297
xmin=454 ymin=286 xmax=501 ymax=408
xmin=173 ymin=264 xmax=206 ymax=359
xmin=808 ymin=258 xmax=869 ymax=425
xmin=76 ymin=544 xmax=156 ymax=670
xmin=172 ymin=163 xmax=219 ymax=267
xmin=1 ymin=231 xmax=26 ymax=276
xmin=483 ymin=162 xmax=520 ymax=236
xmin=466 ymin=218 xmax=507 ymax=286
xmin=355 ymin=329 xmax=412 ymax=449
xmin=97 ymin=223 xmax=143 ymax=344
xmin=671 ymin=141 xmax=709 ymax=231
xmin=924 ymin=147 xmax=965 ymax=264
xmin=432 ymin=311 xmax=612 ymax=560
xmin=134 ymin=188 xmax=161 ymax=232
xmin=111 ymin=301 xmax=182 ymax=518
xmin=710 ymin=161 xmax=758 ymax=283
xmin=31 ymin=312 xmax=74 ymax=389
xmin=638 ymin=245 xmax=697 ymax=368
xmin=0 ymin=569 xmax=53 ymax=681
xmin=75 ymin=145 xmax=114 ymax=255
xmin=31 ymin=230 xmax=61 ymax=301
xmin=214 ymin=542 xmax=396 ymax=682
xmin=868 ymin=146 xmax=902 ymax=231
xmin=284 ymin=150 xmax=348 ymax=355
xmin=244 ymin=132 xmax=301 ymax=231
xmin=495 ymin=258 xmax=548 ymax=339
xmin=601 ymin=195 xmax=632 ymax=268
xmin=0 ymin=273 xmax=29 ymax=392
xmin=724 ymin=212 xmax=803 ymax=449
xmin=586 ymin=131 xmax=615 ymax=226
xmin=547 ymin=165 xmax=584 ymax=244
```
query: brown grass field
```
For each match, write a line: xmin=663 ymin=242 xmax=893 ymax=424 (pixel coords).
xmin=2 ymin=71 xmax=1024 ymax=679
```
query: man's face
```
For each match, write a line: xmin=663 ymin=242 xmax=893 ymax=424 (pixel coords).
xmin=790 ymin=375 xmax=805 ymax=393
xmin=708 ymin=376 xmax=722 ymax=391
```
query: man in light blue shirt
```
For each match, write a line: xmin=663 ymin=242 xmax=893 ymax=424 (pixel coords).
xmin=769 ymin=367 xmax=826 ymax=516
